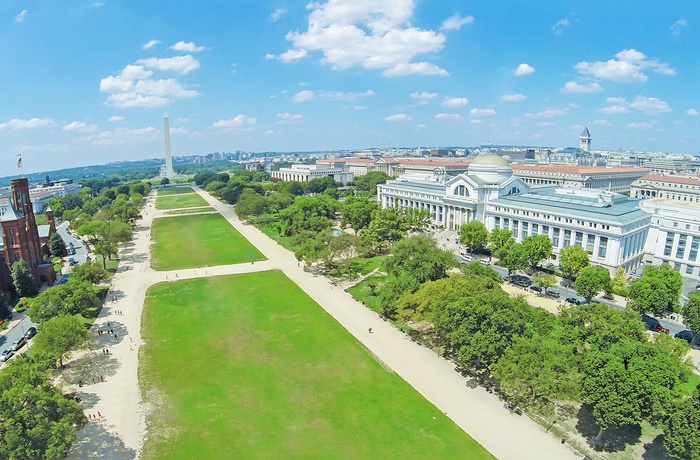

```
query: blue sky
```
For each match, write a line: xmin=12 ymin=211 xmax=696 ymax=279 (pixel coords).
xmin=1 ymin=1 xmax=698 ymax=174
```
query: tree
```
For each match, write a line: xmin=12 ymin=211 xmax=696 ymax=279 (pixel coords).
xmin=532 ymin=273 xmax=557 ymax=295
xmin=610 ymin=266 xmax=628 ymax=296
xmin=559 ymin=245 xmax=589 ymax=285
xmin=488 ymin=228 xmax=515 ymax=257
xmin=235 ymin=189 xmax=269 ymax=218
xmin=306 ymin=176 xmax=337 ymax=194
xmin=522 ymin=234 xmax=553 ymax=272
xmin=33 ymin=315 xmax=89 ymax=367
xmin=11 ymin=259 xmax=38 ymax=297
xmin=160 ymin=177 xmax=170 ymax=185
xmin=29 ymin=281 xmax=101 ymax=323
xmin=460 ymin=221 xmax=488 ymax=253
xmin=384 ymin=235 xmax=454 ymax=285
xmin=0 ymin=354 xmax=86 ymax=460
xmin=498 ymin=242 xmax=528 ymax=278
xmin=378 ymin=272 xmax=420 ymax=319
xmin=575 ymin=265 xmax=612 ymax=303
xmin=628 ymin=264 xmax=683 ymax=316
xmin=664 ymin=388 xmax=700 ymax=460
xmin=49 ymin=232 xmax=68 ymax=258
xmin=401 ymin=207 xmax=431 ymax=230
xmin=682 ymin=292 xmax=700 ymax=345
xmin=341 ymin=196 xmax=378 ymax=233
xmin=355 ymin=171 xmax=391 ymax=194
xmin=361 ymin=207 xmax=407 ymax=251
xmin=69 ymin=261 xmax=109 ymax=285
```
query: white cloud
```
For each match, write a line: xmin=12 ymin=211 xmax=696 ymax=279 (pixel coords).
xmin=100 ymin=65 xmax=200 ymax=108
xmin=120 ymin=65 xmax=153 ymax=80
xmin=281 ymin=1 xmax=448 ymax=77
xmin=292 ymin=90 xmax=316 ymax=102
xmin=108 ymin=116 xmax=125 ymax=122
xmin=435 ymin=113 xmax=461 ymax=120
xmin=142 ymin=40 xmax=161 ymax=50
xmin=470 ymin=108 xmax=496 ymax=116
xmin=270 ymin=8 xmax=286 ymax=22
xmin=278 ymin=48 xmax=309 ymax=62
xmin=687 ymin=109 xmax=699 ymax=116
xmin=629 ymin=95 xmax=671 ymax=114
xmin=670 ymin=19 xmax=689 ymax=36
xmin=384 ymin=113 xmax=411 ymax=122
xmin=513 ymin=63 xmax=535 ymax=76
xmin=552 ymin=16 xmax=571 ymax=35
xmin=627 ymin=122 xmax=654 ymax=129
xmin=499 ymin=93 xmax=527 ymax=102
xmin=213 ymin=115 xmax=257 ymax=132
xmin=599 ymin=104 xmax=630 ymax=114
xmin=86 ymin=127 xmax=158 ymax=146
xmin=15 ymin=10 xmax=27 ymax=23
xmin=536 ymin=121 xmax=554 ymax=127
xmin=169 ymin=41 xmax=205 ymax=53
xmin=277 ymin=113 xmax=303 ymax=124
xmin=525 ymin=108 xmax=567 ymax=119
xmin=417 ymin=123 xmax=427 ymax=129
xmin=63 ymin=121 xmax=98 ymax=132
xmin=441 ymin=97 xmax=469 ymax=107
xmin=137 ymin=55 xmax=200 ymax=74
xmin=592 ymin=119 xmax=613 ymax=126
xmin=0 ymin=118 xmax=53 ymax=131
xmin=562 ymin=81 xmax=603 ymax=93
xmin=574 ymin=49 xmax=676 ymax=83
xmin=410 ymin=92 xmax=438 ymax=104
xmin=265 ymin=53 xmax=275 ymax=60
xmin=440 ymin=13 xmax=474 ymax=31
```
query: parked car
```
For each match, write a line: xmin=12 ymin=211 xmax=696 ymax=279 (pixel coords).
xmin=546 ymin=290 xmax=560 ymax=299
xmin=462 ymin=255 xmax=475 ymax=262
xmin=11 ymin=336 xmax=26 ymax=351
xmin=24 ymin=326 xmax=37 ymax=340
xmin=674 ymin=330 xmax=694 ymax=342
xmin=530 ymin=285 xmax=542 ymax=293
xmin=0 ymin=348 xmax=13 ymax=362
xmin=566 ymin=297 xmax=582 ymax=305
xmin=642 ymin=314 xmax=661 ymax=329
xmin=479 ymin=258 xmax=491 ymax=266
xmin=651 ymin=325 xmax=670 ymax=334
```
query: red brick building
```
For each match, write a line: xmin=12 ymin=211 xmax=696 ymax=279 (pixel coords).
xmin=0 ymin=178 xmax=56 ymax=294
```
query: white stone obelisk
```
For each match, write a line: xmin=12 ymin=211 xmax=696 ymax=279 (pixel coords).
xmin=164 ymin=112 xmax=174 ymax=178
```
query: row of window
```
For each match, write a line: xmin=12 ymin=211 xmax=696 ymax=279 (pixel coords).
xmin=491 ymin=206 xmax=613 ymax=230
xmin=663 ymin=232 xmax=700 ymax=262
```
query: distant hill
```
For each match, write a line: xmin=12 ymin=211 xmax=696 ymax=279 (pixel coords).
xmin=0 ymin=159 xmax=164 ymax=186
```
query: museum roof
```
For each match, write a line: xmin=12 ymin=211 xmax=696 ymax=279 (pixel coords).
xmin=635 ymin=174 xmax=700 ymax=186
xmin=512 ymin=164 xmax=650 ymax=175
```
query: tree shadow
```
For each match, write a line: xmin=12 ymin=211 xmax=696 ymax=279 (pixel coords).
xmin=67 ymin=420 xmax=137 ymax=460
xmin=642 ymin=433 xmax=673 ymax=459
xmin=575 ymin=404 xmax=642 ymax=452
xmin=60 ymin=351 xmax=122 ymax=386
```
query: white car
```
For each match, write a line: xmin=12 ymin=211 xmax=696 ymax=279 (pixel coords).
xmin=0 ymin=348 xmax=14 ymax=362
xmin=480 ymin=259 xmax=491 ymax=266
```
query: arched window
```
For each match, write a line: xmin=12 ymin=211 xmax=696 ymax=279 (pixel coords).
xmin=454 ymin=185 xmax=469 ymax=196
xmin=509 ymin=186 xmax=520 ymax=195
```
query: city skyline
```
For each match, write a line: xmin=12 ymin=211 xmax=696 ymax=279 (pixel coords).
xmin=1 ymin=0 xmax=699 ymax=174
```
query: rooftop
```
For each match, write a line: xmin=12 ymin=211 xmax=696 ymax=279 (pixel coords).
xmin=512 ymin=163 xmax=650 ymax=175
xmin=635 ymin=173 xmax=700 ymax=186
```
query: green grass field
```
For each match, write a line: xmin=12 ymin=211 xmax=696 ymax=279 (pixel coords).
xmin=157 ymin=187 xmax=194 ymax=196
xmin=164 ymin=206 xmax=216 ymax=215
xmin=150 ymin=214 xmax=265 ymax=270
xmin=155 ymin=193 xmax=209 ymax=210
xmin=141 ymin=271 xmax=493 ymax=460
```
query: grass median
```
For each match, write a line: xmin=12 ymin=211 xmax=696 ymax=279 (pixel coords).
xmin=141 ymin=270 xmax=493 ymax=460
xmin=155 ymin=193 xmax=209 ymax=210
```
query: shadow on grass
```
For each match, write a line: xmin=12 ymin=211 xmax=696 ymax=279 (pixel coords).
xmin=67 ymin=420 xmax=137 ymax=460
xmin=575 ymin=404 xmax=642 ymax=452
xmin=642 ymin=433 xmax=673 ymax=459
xmin=60 ymin=350 xmax=122 ymax=387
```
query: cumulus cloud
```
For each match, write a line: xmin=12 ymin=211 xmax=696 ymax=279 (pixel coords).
xmin=592 ymin=119 xmax=613 ymax=126
xmin=687 ymin=108 xmax=699 ymax=116
xmin=384 ymin=113 xmax=411 ymax=122
xmin=270 ymin=8 xmax=286 ymax=22
xmin=142 ymin=40 xmax=161 ymax=50
xmin=435 ymin=113 xmax=461 ymax=120
xmin=277 ymin=113 xmax=303 ymax=124
xmin=627 ymin=122 xmax=654 ymax=129
xmin=574 ymin=49 xmax=676 ymax=83
xmin=278 ymin=48 xmax=309 ymax=62
xmin=213 ymin=115 xmax=257 ymax=132
xmin=108 ymin=116 xmax=125 ymax=122
xmin=513 ymin=63 xmax=535 ymax=76
xmin=469 ymin=119 xmax=483 ymax=124
xmin=417 ymin=123 xmax=427 ymax=129
xmin=499 ymin=93 xmax=527 ymax=102
xmin=15 ymin=10 xmax=27 ymax=23
xmin=440 ymin=13 xmax=474 ymax=31
xmin=169 ymin=41 xmax=205 ymax=53
xmin=441 ymin=97 xmax=469 ymax=107
xmin=86 ymin=127 xmax=158 ymax=146
xmin=599 ymin=95 xmax=671 ymax=115
xmin=0 ymin=118 xmax=53 ymax=131
xmin=277 ymin=1 xmax=448 ymax=77
xmin=137 ymin=55 xmax=200 ymax=74
xmin=562 ymin=81 xmax=603 ymax=93
xmin=525 ymin=108 xmax=567 ymax=119
xmin=670 ymin=19 xmax=688 ymax=36
xmin=552 ymin=15 xmax=575 ymax=35
xmin=410 ymin=92 xmax=438 ymax=104
xmin=292 ymin=90 xmax=316 ymax=102
xmin=470 ymin=108 xmax=496 ymax=116
xmin=63 ymin=121 xmax=98 ymax=132
xmin=292 ymin=89 xmax=375 ymax=102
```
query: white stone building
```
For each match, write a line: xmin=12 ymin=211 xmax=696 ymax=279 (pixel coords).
xmin=271 ymin=164 xmax=353 ymax=184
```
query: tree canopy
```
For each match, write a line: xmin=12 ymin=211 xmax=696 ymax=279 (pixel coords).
xmin=341 ymin=195 xmax=378 ymax=233
xmin=628 ymin=264 xmax=683 ymax=315
xmin=384 ymin=235 xmax=454 ymax=285
xmin=575 ymin=265 xmax=612 ymax=303
xmin=559 ymin=245 xmax=589 ymax=283
xmin=522 ymin=234 xmax=553 ymax=271
xmin=33 ymin=315 xmax=89 ymax=367
xmin=11 ymin=260 xmax=38 ymax=297
xmin=488 ymin=228 xmax=515 ymax=257
xmin=460 ymin=221 xmax=488 ymax=253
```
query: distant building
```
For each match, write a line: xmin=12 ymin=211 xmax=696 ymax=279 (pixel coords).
xmin=631 ymin=174 xmax=700 ymax=203
xmin=512 ymin=164 xmax=649 ymax=193
xmin=271 ymin=164 xmax=353 ymax=184
xmin=580 ymin=127 xmax=591 ymax=152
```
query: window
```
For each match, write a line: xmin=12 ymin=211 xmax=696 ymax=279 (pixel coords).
xmin=575 ymin=232 xmax=583 ymax=247
xmin=564 ymin=230 xmax=571 ymax=247
xmin=542 ymin=225 xmax=549 ymax=236
xmin=689 ymin=237 xmax=699 ymax=262
xmin=686 ymin=265 xmax=694 ymax=275
xmin=676 ymin=235 xmax=687 ymax=259
xmin=521 ymin=222 xmax=529 ymax=240
xmin=532 ymin=224 xmax=539 ymax=234
xmin=664 ymin=232 xmax=675 ymax=257
xmin=598 ymin=237 xmax=608 ymax=258
xmin=586 ymin=235 xmax=595 ymax=254
xmin=503 ymin=218 xmax=510 ymax=230
xmin=454 ymin=185 xmax=469 ymax=197
xmin=494 ymin=216 xmax=500 ymax=228
xmin=552 ymin=229 xmax=560 ymax=247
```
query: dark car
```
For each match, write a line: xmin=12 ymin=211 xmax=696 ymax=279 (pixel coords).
xmin=530 ymin=285 xmax=542 ymax=293
xmin=24 ymin=326 xmax=37 ymax=340
xmin=642 ymin=314 xmax=661 ymax=329
xmin=675 ymin=330 xmax=694 ymax=342
xmin=566 ymin=297 xmax=581 ymax=305
xmin=11 ymin=336 xmax=26 ymax=351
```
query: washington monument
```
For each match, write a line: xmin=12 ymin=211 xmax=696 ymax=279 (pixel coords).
xmin=163 ymin=112 xmax=174 ymax=178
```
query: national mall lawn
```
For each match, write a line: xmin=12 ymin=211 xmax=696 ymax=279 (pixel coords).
xmin=155 ymin=191 xmax=210 ymax=210
xmin=150 ymin=213 xmax=265 ymax=270
xmin=140 ymin=270 xmax=493 ymax=459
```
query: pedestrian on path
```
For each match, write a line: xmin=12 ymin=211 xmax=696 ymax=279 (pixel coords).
xmin=368 ymin=327 xmax=373 ymax=334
